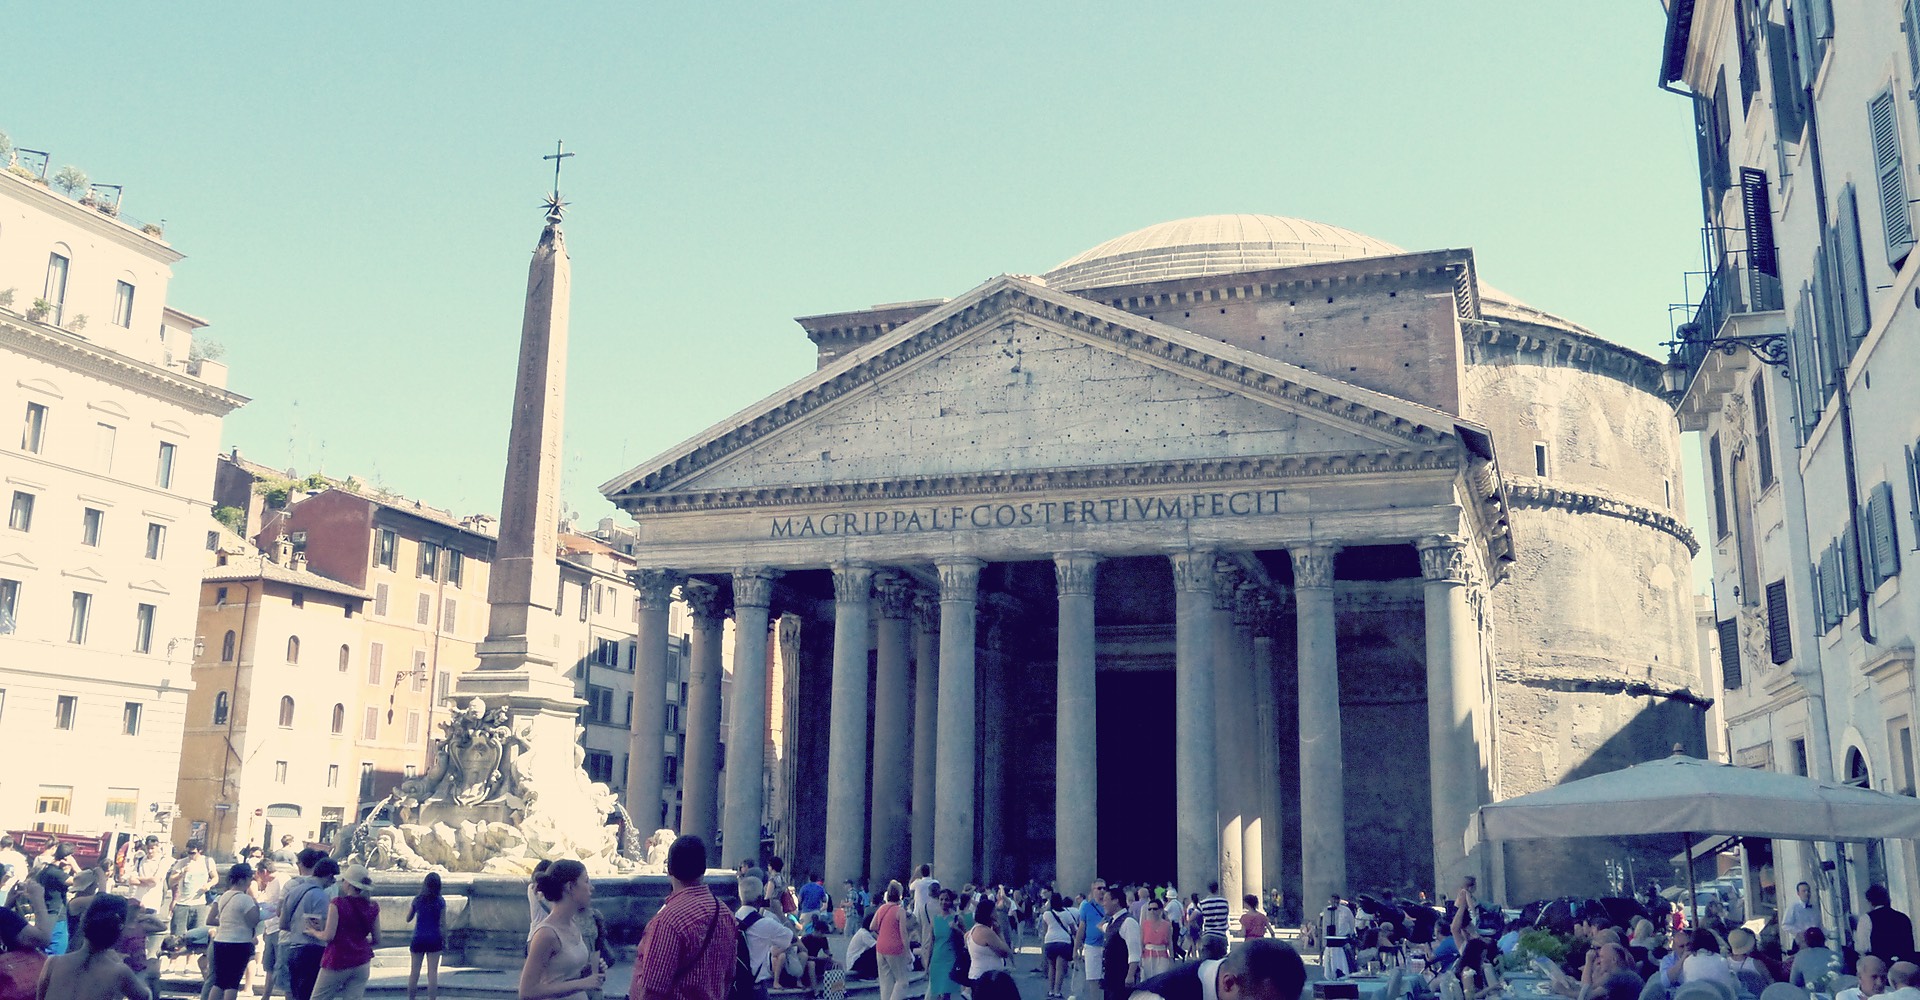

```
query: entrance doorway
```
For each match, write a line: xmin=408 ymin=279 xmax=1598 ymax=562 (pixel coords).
xmin=1097 ymin=670 xmax=1176 ymax=884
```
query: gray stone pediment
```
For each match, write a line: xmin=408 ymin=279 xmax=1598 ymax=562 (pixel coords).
xmin=601 ymin=275 xmax=1466 ymax=502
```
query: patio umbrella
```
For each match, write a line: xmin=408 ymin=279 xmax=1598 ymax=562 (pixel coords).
xmin=1465 ymin=751 xmax=1920 ymax=923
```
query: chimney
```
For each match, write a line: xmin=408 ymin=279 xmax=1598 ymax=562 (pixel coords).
xmin=290 ymin=551 xmax=308 ymax=574
xmin=273 ymin=534 xmax=294 ymax=566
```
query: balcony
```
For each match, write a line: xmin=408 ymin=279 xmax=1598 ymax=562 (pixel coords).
xmin=1668 ymin=258 xmax=1789 ymax=432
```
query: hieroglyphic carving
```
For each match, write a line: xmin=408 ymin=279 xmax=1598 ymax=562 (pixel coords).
xmin=628 ymin=569 xmax=682 ymax=611
xmin=1289 ymin=544 xmax=1338 ymax=590
xmin=1053 ymin=551 xmax=1100 ymax=597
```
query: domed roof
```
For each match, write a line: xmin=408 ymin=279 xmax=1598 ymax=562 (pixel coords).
xmin=1043 ymin=214 xmax=1409 ymax=290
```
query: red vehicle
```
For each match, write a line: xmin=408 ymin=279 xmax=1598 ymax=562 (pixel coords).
xmin=6 ymin=830 xmax=122 ymax=870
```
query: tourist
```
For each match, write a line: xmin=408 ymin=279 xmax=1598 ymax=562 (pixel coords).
xmin=799 ymin=875 xmax=828 ymax=917
xmin=1040 ymin=892 xmax=1078 ymax=999
xmin=254 ymin=860 xmax=287 ymax=1000
xmin=1239 ymin=895 xmax=1270 ymax=942
xmin=407 ymin=871 xmax=446 ymax=1000
xmin=767 ymin=857 xmax=793 ymax=916
xmin=208 ymin=863 xmax=260 ymax=1000
xmin=1132 ymin=937 xmax=1307 ymax=1000
xmin=1076 ymin=879 xmax=1108 ymax=1000
xmin=1885 ymin=964 xmax=1920 ymax=1000
xmin=921 ymin=891 xmax=963 ymax=1000
xmin=1682 ymin=929 xmax=1737 ymax=993
xmin=1724 ymin=927 xmax=1772 ymax=996
xmin=1197 ymin=883 xmax=1231 ymax=960
xmin=1164 ymin=891 xmax=1186 ymax=958
xmin=845 ymin=923 xmax=880 ymax=981
xmin=1838 ymin=956 xmax=1889 ymax=1000
xmin=967 ymin=898 xmax=1016 ymax=1000
xmin=1789 ymin=926 xmax=1838 ymax=989
xmin=790 ymin=914 xmax=837 ymax=992
xmin=272 ymin=837 xmax=301 ymax=866
xmin=736 ymin=876 xmax=795 ymax=1000
xmin=35 ymin=894 xmax=150 ymax=1000
xmin=1450 ymin=876 xmax=1479 ymax=949
xmin=1779 ymin=883 xmax=1818 ymax=955
xmin=1186 ymin=894 xmax=1206 ymax=957
xmin=867 ymin=883 xmax=910 ymax=1000
xmin=519 ymin=859 xmax=606 ymax=1000
xmin=307 ymin=862 xmax=380 ymax=1000
xmin=281 ymin=852 xmax=334 ymax=1000
xmin=0 ymin=835 xmax=25 ymax=895
xmin=1456 ymin=937 xmax=1502 ymax=1000
xmin=740 ymin=858 xmax=766 ymax=884
xmin=1099 ymin=885 xmax=1141 ymax=1000
xmin=38 ymin=856 xmax=74 ymax=956
xmin=909 ymin=865 xmax=938 ymax=943
xmin=1863 ymin=886 xmax=1917 ymax=966
xmin=1139 ymin=895 xmax=1175 ymax=980
xmin=527 ymin=860 xmax=554 ymax=942
xmin=632 ymin=836 xmax=737 ymax=1000
xmin=127 ymin=837 xmax=168 ymax=916
xmin=169 ymin=842 xmax=220 ymax=940
xmin=115 ymin=899 xmax=167 ymax=1000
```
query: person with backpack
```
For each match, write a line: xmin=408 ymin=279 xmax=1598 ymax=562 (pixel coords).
xmin=734 ymin=876 xmax=794 ymax=1000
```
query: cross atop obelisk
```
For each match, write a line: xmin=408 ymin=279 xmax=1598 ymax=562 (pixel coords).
xmin=543 ymin=141 xmax=573 ymax=223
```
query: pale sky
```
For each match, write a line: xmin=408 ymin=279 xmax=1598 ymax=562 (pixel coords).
xmin=7 ymin=3 xmax=1707 ymax=552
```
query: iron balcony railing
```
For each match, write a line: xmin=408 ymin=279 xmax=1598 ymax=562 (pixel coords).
xmin=1671 ymin=257 xmax=1784 ymax=373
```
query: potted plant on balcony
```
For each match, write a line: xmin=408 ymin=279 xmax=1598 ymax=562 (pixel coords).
xmin=140 ymin=222 xmax=164 ymax=238
xmin=26 ymin=299 xmax=52 ymax=323
xmin=52 ymin=165 xmax=87 ymax=197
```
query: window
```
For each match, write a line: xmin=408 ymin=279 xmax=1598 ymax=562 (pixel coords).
xmin=206 ymin=530 xmax=218 ymax=550
xmin=122 ymin=702 xmax=142 ymax=736
xmin=1751 ymin=374 xmax=1774 ymax=491
xmin=594 ymin=637 xmax=620 ymax=667
xmin=274 ymin=760 xmax=288 ymax=784
xmin=326 ymin=764 xmax=339 ymax=788
xmin=1868 ymin=481 xmax=1903 ymax=587
xmin=593 ymin=583 xmax=605 ymax=615
xmin=374 ymin=529 xmax=398 ymax=570
xmin=418 ymin=541 xmax=440 ymax=580
xmin=331 ymin=703 xmax=346 ymax=735
xmin=1532 ymin=442 xmax=1549 ymax=478
xmin=624 ymin=692 xmax=632 ymax=725
xmin=415 ymin=592 xmax=431 ymax=626
xmin=358 ymin=762 xmax=374 ymax=799
xmin=43 ymin=253 xmax=68 ymax=325
xmin=664 ymin=756 xmax=678 ymax=784
xmin=367 ymin=642 xmax=384 ymax=684
xmin=154 ymin=442 xmax=176 ymax=489
xmin=103 ymin=790 xmax=137 ymax=829
xmin=405 ymin=710 xmax=421 ymax=744
xmin=1709 ymin=433 xmax=1729 ymax=539
xmin=665 ymin=703 xmax=680 ymax=732
xmin=362 ymin=707 xmax=378 ymax=740
xmin=93 ymin=423 xmax=114 ymax=473
xmin=133 ymin=603 xmax=155 ymax=654
xmin=278 ymin=696 xmax=295 ymax=728
xmin=337 ymin=644 xmax=350 ymax=672
xmin=1716 ymin=617 xmax=1741 ymax=689
xmin=404 ymin=764 xmax=417 ymax=779
xmin=584 ymin=751 xmax=614 ymax=784
xmin=21 ymin=402 xmax=46 ymax=454
xmin=447 ymin=550 xmax=464 ymax=588
xmin=0 ymin=579 xmax=18 ymax=635
xmin=435 ymin=671 xmax=450 ymax=702
xmin=285 ymin=635 xmax=300 ymax=664
xmin=441 ymin=597 xmax=457 ymax=633
xmin=54 ymin=695 xmax=77 ymax=731
xmin=579 ymin=583 xmax=589 ymax=622
xmin=109 ymin=280 xmax=136 ymax=328
xmin=290 ymin=589 xmax=304 ymax=609
xmin=220 ymin=629 xmax=236 ymax=662
xmin=412 ymin=649 xmax=428 ymax=691
xmin=373 ymin=583 xmax=389 ymax=618
xmin=9 ymin=491 xmax=34 ymax=532
xmin=33 ymin=788 xmax=70 ymax=834
xmin=587 ymin=686 xmax=614 ymax=724
xmin=80 ymin=508 xmax=102 ymax=546
xmin=144 ymin=522 xmax=166 ymax=560
xmin=213 ymin=691 xmax=229 ymax=725
xmin=68 ymin=592 xmax=90 ymax=644
xmin=1869 ymin=89 xmax=1915 ymax=265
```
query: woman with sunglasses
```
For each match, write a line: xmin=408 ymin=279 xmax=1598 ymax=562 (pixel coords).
xmin=1140 ymin=898 xmax=1175 ymax=980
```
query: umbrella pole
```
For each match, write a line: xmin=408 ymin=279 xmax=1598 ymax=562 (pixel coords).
xmin=1683 ymin=832 xmax=1699 ymax=929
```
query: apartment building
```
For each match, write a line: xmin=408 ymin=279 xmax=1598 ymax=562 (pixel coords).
xmin=1661 ymin=0 xmax=1920 ymax=929
xmin=0 ymin=150 xmax=246 ymax=837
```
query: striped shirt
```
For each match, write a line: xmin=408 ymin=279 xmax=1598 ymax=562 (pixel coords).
xmin=1196 ymin=896 xmax=1231 ymax=939
xmin=634 ymin=883 xmax=738 ymax=1000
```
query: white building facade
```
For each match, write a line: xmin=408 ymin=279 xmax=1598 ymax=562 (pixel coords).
xmin=0 ymin=159 xmax=245 ymax=837
xmin=1662 ymin=0 xmax=1920 ymax=937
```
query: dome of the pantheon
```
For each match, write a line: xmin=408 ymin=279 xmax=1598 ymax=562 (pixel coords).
xmin=1043 ymin=213 xmax=1553 ymax=322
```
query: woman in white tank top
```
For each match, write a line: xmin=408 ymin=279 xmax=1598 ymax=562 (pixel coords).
xmin=968 ymin=898 xmax=1013 ymax=976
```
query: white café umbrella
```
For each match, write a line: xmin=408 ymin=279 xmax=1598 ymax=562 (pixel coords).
xmin=1466 ymin=750 xmax=1920 ymax=922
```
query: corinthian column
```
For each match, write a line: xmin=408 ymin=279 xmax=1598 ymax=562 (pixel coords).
xmin=1212 ymin=562 xmax=1246 ymax=912
xmin=1292 ymin=544 xmax=1344 ymax=910
xmin=869 ymin=572 xmax=914 ymax=888
xmin=910 ymin=595 xmax=939 ymax=871
xmin=933 ymin=557 xmax=982 ymax=887
xmin=1234 ymin=585 xmax=1264 ymax=907
xmin=680 ymin=582 xmax=727 ymax=846
xmin=1054 ymin=551 xmax=1100 ymax=896
xmin=1252 ymin=593 xmax=1285 ymax=910
xmin=824 ymin=563 xmax=874 ymax=892
xmin=1169 ymin=549 xmax=1218 ymax=896
xmin=1419 ymin=535 xmax=1480 ymax=896
xmin=626 ymin=569 xmax=681 ymax=829
xmin=722 ymin=568 xmax=778 ymax=865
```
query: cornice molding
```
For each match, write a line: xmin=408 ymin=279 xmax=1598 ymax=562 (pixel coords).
xmin=1464 ymin=317 xmax=1667 ymax=398
xmin=1506 ymin=480 xmax=1701 ymax=555
xmin=0 ymin=171 xmax=185 ymax=264
xmin=0 ymin=313 xmax=247 ymax=416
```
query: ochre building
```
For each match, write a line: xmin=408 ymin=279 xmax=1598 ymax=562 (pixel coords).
xmin=600 ymin=215 xmax=1707 ymax=907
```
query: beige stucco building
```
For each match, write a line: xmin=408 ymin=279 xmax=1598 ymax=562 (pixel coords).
xmin=0 ymin=159 xmax=245 ymax=839
xmin=602 ymin=215 xmax=1708 ymax=907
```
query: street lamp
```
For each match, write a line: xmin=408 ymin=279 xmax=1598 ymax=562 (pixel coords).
xmin=166 ymin=636 xmax=205 ymax=659
xmin=1661 ymin=322 xmax=1791 ymax=397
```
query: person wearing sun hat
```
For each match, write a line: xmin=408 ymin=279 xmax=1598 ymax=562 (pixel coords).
xmin=308 ymin=862 xmax=380 ymax=1000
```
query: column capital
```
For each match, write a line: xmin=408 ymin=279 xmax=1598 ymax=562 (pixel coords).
xmin=1168 ymin=549 xmax=1218 ymax=594
xmin=1053 ymin=551 xmax=1100 ymax=597
xmin=628 ymin=569 xmax=683 ymax=611
xmin=777 ymin=612 xmax=804 ymax=648
xmin=1417 ymin=535 xmax=1471 ymax=585
xmin=1211 ymin=562 xmax=1244 ymax=612
xmin=912 ymin=592 xmax=941 ymax=632
xmin=874 ymin=571 xmax=914 ymax=619
xmin=731 ymin=567 xmax=780 ymax=609
xmin=934 ymin=557 xmax=983 ymax=601
xmin=682 ymin=580 xmax=726 ymax=626
xmin=1289 ymin=544 xmax=1339 ymax=590
xmin=831 ymin=562 xmax=874 ymax=604
xmin=1234 ymin=584 xmax=1264 ymax=627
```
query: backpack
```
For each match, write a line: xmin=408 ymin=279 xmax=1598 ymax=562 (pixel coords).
xmin=951 ymin=923 xmax=972 ymax=985
xmin=731 ymin=910 xmax=763 ymax=1000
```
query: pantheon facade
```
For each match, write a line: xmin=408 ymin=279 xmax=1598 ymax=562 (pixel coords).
xmin=601 ymin=215 xmax=1707 ymax=908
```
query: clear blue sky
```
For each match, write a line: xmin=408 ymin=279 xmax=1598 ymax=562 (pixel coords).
xmin=9 ymin=3 xmax=1708 ymax=548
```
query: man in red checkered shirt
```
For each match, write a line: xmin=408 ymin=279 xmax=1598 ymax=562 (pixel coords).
xmin=634 ymin=835 xmax=738 ymax=1000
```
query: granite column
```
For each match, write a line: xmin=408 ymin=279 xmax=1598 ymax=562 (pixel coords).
xmin=1053 ymin=552 xmax=1100 ymax=895
xmin=1419 ymin=535 xmax=1480 ymax=896
xmin=1212 ymin=562 xmax=1245 ymax=911
xmin=680 ymin=582 xmax=726 ymax=847
xmin=824 ymin=563 xmax=874 ymax=892
xmin=932 ymin=557 xmax=982 ymax=887
xmin=1293 ymin=544 xmax=1345 ymax=909
xmin=869 ymin=572 xmax=914 ymax=889
xmin=722 ymin=568 xmax=777 ymax=865
xmin=625 ymin=569 xmax=681 ymax=831
xmin=910 ymin=595 xmax=939 ymax=871
xmin=1169 ymin=550 xmax=1219 ymax=896
xmin=1234 ymin=585 xmax=1264 ymax=906
xmin=1253 ymin=593 xmax=1285 ymax=910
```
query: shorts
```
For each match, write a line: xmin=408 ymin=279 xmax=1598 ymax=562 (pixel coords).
xmin=212 ymin=941 xmax=256 ymax=990
xmin=410 ymin=937 xmax=445 ymax=954
xmin=1045 ymin=942 xmax=1072 ymax=962
xmin=1082 ymin=945 xmax=1103 ymax=979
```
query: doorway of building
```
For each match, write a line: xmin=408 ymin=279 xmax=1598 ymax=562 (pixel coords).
xmin=1097 ymin=670 xmax=1176 ymax=884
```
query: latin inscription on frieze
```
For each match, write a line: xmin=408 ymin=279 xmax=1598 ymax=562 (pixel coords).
xmin=768 ymin=490 xmax=1290 ymax=539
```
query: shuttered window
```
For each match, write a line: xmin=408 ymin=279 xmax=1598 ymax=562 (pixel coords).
xmin=1736 ymin=0 xmax=1761 ymax=113
xmin=1710 ymin=434 xmax=1730 ymax=538
xmin=1766 ymin=579 xmax=1793 ymax=664
xmin=1907 ymin=443 xmax=1920 ymax=544
xmin=1841 ymin=520 xmax=1861 ymax=614
xmin=1835 ymin=185 xmax=1872 ymax=344
xmin=1768 ymin=21 xmax=1806 ymax=148
xmin=1792 ymin=285 xmax=1823 ymax=436
xmin=1870 ymin=481 xmax=1902 ymax=583
xmin=1906 ymin=0 xmax=1920 ymax=112
xmin=1741 ymin=168 xmax=1783 ymax=308
xmin=1869 ymin=90 xmax=1916 ymax=264
xmin=1803 ymin=0 xmax=1833 ymax=66
xmin=1752 ymin=372 xmax=1776 ymax=490
xmin=1718 ymin=617 xmax=1743 ymax=689
xmin=1818 ymin=543 xmax=1840 ymax=630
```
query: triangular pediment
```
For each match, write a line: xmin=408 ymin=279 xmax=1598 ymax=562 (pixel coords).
xmin=63 ymin=565 xmax=109 ymax=584
xmin=0 ymin=551 xmax=36 ymax=572
xmin=603 ymin=275 xmax=1466 ymax=500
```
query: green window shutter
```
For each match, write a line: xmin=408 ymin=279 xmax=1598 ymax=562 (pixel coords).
xmin=1766 ymin=579 xmax=1794 ymax=664
xmin=1862 ymin=502 xmax=1886 ymax=591
xmin=1841 ymin=520 xmax=1861 ymax=612
xmin=1768 ymin=21 xmax=1806 ymax=144
xmin=1812 ymin=241 xmax=1842 ymax=380
xmin=1807 ymin=0 xmax=1834 ymax=54
xmin=1710 ymin=433 xmax=1730 ymax=538
xmin=1907 ymin=443 xmax=1920 ymax=543
xmin=1816 ymin=548 xmax=1834 ymax=630
xmin=1741 ymin=168 xmax=1783 ymax=309
xmin=1869 ymin=90 xmax=1916 ymax=264
xmin=1836 ymin=184 xmax=1873 ymax=343
xmin=1871 ymin=481 xmax=1902 ymax=580
xmin=1907 ymin=0 xmax=1920 ymax=102
xmin=1792 ymin=286 xmax=1823 ymax=436
xmin=1752 ymin=372 xmax=1776 ymax=490
xmin=1717 ymin=617 xmax=1744 ymax=690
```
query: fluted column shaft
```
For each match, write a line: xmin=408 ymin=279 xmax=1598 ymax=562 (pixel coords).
xmin=1211 ymin=564 xmax=1245 ymax=912
xmin=680 ymin=583 xmax=727 ymax=846
xmin=910 ymin=596 xmax=939 ymax=871
xmin=932 ymin=558 xmax=982 ymax=887
xmin=824 ymin=563 xmax=874 ymax=892
xmin=869 ymin=573 xmax=914 ymax=889
xmin=722 ymin=568 xmax=777 ymax=865
xmin=1170 ymin=550 xmax=1219 ymax=896
xmin=1253 ymin=594 xmax=1285 ymax=910
xmin=626 ymin=570 xmax=680 ymax=830
xmin=1294 ymin=544 xmax=1345 ymax=909
xmin=1420 ymin=536 xmax=1480 ymax=896
xmin=1234 ymin=587 xmax=1264 ymax=907
xmin=1054 ymin=552 xmax=1100 ymax=896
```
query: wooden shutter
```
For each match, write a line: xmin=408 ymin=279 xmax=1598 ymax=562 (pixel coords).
xmin=1841 ymin=521 xmax=1861 ymax=613
xmin=1717 ymin=617 xmax=1744 ymax=690
xmin=1752 ymin=372 xmax=1776 ymax=489
xmin=1742 ymin=168 xmax=1781 ymax=308
xmin=1907 ymin=0 xmax=1920 ymax=104
xmin=1807 ymin=0 xmax=1833 ymax=53
xmin=1871 ymin=481 xmax=1902 ymax=581
xmin=1792 ymin=286 xmax=1823 ymax=435
xmin=1819 ymin=543 xmax=1840 ymax=629
xmin=1863 ymin=502 xmax=1887 ymax=591
xmin=1907 ymin=444 xmax=1920 ymax=542
xmin=1736 ymin=0 xmax=1761 ymax=112
xmin=1766 ymin=579 xmax=1793 ymax=664
xmin=1710 ymin=433 xmax=1729 ymax=537
xmin=1812 ymin=241 xmax=1841 ymax=380
xmin=1870 ymin=90 xmax=1916 ymax=264
xmin=1815 ymin=548 xmax=1832 ymax=630
xmin=1836 ymin=185 xmax=1872 ymax=343
xmin=1768 ymin=21 xmax=1806 ymax=145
